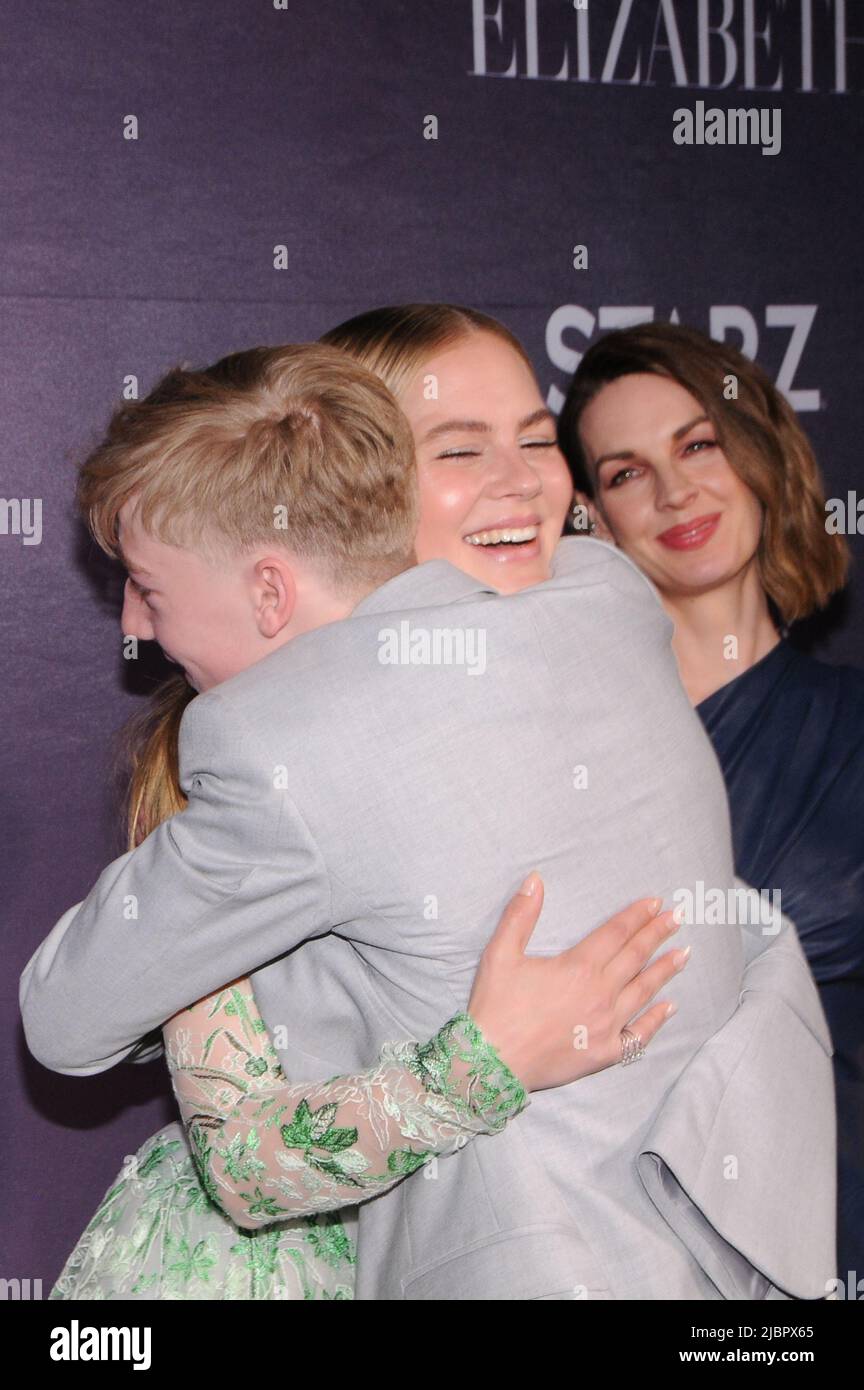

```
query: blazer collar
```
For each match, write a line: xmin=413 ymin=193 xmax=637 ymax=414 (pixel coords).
xmin=351 ymin=557 xmax=498 ymax=617
xmin=350 ymin=537 xmax=595 ymax=618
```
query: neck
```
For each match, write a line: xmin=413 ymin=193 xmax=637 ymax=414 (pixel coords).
xmin=660 ymin=565 xmax=781 ymax=706
xmin=285 ymin=588 xmax=359 ymax=641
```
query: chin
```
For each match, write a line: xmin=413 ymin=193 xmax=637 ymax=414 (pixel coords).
xmin=664 ymin=559 xmax=740 ymax=595
xmin=461 ymin=543 xmax=555 ymax=588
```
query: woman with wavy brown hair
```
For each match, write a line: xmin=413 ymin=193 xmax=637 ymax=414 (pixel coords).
xmin=558 ymin=320 xmax=864 ymax=1280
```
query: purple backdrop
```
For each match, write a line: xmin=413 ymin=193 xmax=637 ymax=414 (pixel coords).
xmin=4 ymin=0 xmax=863 ymax=1292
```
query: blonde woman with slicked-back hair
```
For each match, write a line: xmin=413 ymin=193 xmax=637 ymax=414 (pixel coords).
xmin=44 ymin=323 xmax=687 ymax=1301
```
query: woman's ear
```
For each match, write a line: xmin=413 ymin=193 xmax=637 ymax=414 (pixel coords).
xmin=570 ymin=490 xmax=615 ymax=543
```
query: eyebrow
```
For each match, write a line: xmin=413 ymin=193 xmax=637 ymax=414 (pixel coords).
xmin=116 ymin=543 xmax=154 ymax=578
xmin=422 ymin=407 xmax=556 ymax=443
xmin=593 ymin=414 xmax=710 ymax=471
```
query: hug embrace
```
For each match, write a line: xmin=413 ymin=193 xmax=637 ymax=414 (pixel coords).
xmin=21 ymin=306 xmax=863 ymax=1300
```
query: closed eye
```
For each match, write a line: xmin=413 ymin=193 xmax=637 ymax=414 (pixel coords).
xmin=127 ymin=576 xmax=154 ymax=602
xmin=438 ymin=438 xmax=557 ymax=460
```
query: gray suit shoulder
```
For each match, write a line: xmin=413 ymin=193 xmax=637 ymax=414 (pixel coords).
xmin=550 ymin=536 xmax=663 ymax=601
xmin=199 ymin=538 xmax=672 ymax=732
xmin=547 ymin=537 xmax=670 ymax=629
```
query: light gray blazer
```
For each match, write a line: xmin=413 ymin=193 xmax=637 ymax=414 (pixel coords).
xmin=20 ymin=538 xmax=836 ymax=1299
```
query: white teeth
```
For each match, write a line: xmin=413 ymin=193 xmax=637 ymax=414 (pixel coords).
xmin=464 ymin=525 xmax=539 ymax=546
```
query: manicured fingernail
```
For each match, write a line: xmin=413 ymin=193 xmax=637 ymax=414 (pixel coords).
xmin=648 ymin=897 xmax=663 ymax=915
xmin=672 ymin=902 xmax=687 ymax=924
xmin=677 ymin=945 xmax=692 ymax=966
xmin=665 ymin=1002 xmax=678 ymax=1017
xmin=519 ymin=872 xmax=539 ymax=896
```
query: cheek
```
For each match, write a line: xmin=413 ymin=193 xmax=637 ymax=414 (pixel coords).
xmin=720 ymin=472 xmax=764 ymax=539
xmin=415 ymin=469 xmax=478 ymax=556
xmin=170 ymin=604 xmax=222 ymax=660
xmin=546 ymin=463 xmax=576 ymax=528
xmin=740 ymin=497 xmax=765 ymax=555
xmin=600 ymin=488 xmax=652 ymax=545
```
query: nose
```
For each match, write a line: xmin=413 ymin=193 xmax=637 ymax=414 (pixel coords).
xmin=655 ymin=460 xmax=699 ymax=511
xmin=485 ymin=443 xmax=543 ymax=500
xmin=121 ymin=578 xmax=155 ymax=641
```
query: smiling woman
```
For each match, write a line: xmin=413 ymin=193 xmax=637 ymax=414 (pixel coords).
xmin=322 ymin=303 xmax=574 ymax=591
xmin=559 ymin=320 xmax=845 ymax=631
xmin=576 ymin=372 xmax=766 ymax=611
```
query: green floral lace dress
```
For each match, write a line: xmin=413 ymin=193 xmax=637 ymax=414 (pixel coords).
xmin=49 ymin=980 xmax=528 ymax=1300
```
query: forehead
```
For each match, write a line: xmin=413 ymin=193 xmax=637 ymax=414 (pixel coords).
xmin=116 ymin=499 xmax=169 ymax=570
xmin=581 ymin=374 xmax=704 ymax=444
xmin=403 ymin=335 xmax=543 ymax=433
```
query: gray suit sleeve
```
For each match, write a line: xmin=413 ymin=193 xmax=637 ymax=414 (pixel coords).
xmin=638 ymin=875 xmax=836 ymax=1298
xmin=733 ymin=875 xmax=833 ymax=1051
xmin=19 ymin=688 xmax=334 ymax=1076
xmin=124 ymin=1028 xmax=166 ymax=1066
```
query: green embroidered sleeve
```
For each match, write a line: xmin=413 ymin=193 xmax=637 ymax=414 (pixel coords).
xmin=163 ymin=980 xmax=529 ymax=1230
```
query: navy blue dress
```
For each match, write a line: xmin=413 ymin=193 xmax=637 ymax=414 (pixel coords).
xmin=696 ymin=637 xmax=864 ymax=1282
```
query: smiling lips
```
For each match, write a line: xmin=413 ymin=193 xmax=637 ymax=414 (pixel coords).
xmin=462 ymin=515 xmax=542 ymax=562
xmin=657 ymin=512 xmax=721 ymax=550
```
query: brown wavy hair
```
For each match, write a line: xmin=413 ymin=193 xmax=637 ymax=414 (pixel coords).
xmin=558 ymin=321 xmax=849 ymax=625
xmin=118 ymin=674 xmax=195 ymax=848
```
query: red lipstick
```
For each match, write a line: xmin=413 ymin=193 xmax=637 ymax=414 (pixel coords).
xmin=657 ymin=513 xmax=721 ymax=551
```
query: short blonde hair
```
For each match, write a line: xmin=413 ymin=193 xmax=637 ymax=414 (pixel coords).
xmin=320 ymin=302 xmax=534 ymax=399
xmin=77 ymin=342 xmax=419 ymax=594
